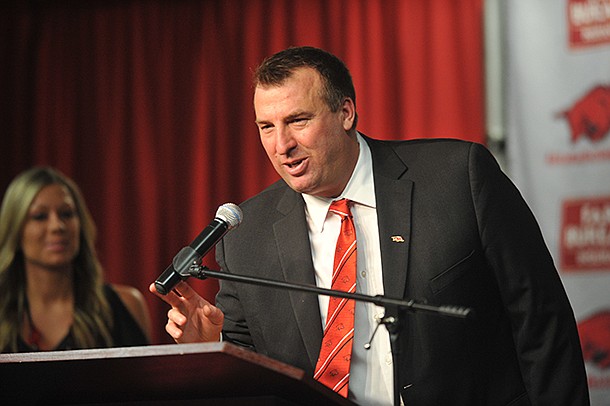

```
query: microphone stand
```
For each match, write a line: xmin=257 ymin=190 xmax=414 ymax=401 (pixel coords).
xmin=188 ymin=264 xmax=473 ymax=406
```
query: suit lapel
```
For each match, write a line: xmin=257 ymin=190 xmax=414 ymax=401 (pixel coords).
xmin=273 ymin=188 xmax=324 ymax=370
xmin=367 ymin=138 xmax=413 ymax=301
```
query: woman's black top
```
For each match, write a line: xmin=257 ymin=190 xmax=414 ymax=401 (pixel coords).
xmin=17 ymin=284 xmax=148 ymax=352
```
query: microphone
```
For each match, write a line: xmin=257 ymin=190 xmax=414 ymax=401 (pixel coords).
xmin=154 ymin=203 xmax=243 ymax=295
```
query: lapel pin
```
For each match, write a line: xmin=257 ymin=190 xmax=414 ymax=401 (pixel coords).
xmin=391 ymin=235 xmax=405 ymax=243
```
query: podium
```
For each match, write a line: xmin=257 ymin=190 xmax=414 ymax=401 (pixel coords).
xmin=0 ymin=342 xmax=356 ymax=405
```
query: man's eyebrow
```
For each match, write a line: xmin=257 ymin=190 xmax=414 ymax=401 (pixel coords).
xmin=285 ymin=111 xmax=312 ymax=121
xmin=255 ymin=111 xmax=312 ymax=125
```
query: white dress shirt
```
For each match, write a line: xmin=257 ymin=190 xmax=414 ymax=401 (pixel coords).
xmin=303 ymin=133 xmax=395 ymax=405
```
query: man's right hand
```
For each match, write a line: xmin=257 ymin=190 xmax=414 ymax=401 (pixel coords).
xmin=149 ymin=281 xmax=224 ymax=343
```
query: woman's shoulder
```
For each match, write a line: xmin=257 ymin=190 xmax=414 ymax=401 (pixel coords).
xmin=108 ymin=284 xmax=152 ymax=342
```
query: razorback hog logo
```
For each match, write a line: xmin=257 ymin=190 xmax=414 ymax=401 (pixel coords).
xmin=578 ymin=310 xmax=610 ymax=369
xmin=562 ymin=85 xmax=610 ymax=142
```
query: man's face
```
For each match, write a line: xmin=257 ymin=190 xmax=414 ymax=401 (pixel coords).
xmin=254 ymin=67 xmax=358 ymax=198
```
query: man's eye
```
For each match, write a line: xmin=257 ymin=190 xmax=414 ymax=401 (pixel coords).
xmin=292 ymin=118 xmax=308 ymax=125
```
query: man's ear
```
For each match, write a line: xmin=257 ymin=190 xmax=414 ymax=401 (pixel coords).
xmin=341 ymin=97 xmax=357 ymax=131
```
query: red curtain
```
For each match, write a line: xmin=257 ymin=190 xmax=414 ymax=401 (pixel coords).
xmin=0 ymin=0 xmax=484 ymax=344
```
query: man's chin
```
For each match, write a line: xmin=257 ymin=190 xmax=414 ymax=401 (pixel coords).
xmin=284 ymin=178 xmax=313 ymax=195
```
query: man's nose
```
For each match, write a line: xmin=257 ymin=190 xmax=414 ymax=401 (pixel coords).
xmin=276 ymin=126 xmax=297 ymax=155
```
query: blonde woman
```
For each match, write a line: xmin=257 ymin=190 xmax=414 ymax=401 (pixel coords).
xmin=0 ymin=167 xmax=150 ymax=352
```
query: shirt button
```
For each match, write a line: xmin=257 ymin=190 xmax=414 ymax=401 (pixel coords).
xmin=386 ymin=353 xmax=393 ymax=365
xmin=360 ymin=270 xmax=367 ymax=278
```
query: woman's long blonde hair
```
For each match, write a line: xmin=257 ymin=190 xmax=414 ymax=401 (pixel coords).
xmin=0 ymin=167 xmax=113 ymax=352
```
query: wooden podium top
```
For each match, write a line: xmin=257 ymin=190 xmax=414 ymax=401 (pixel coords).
xmin=0 ymin=342 xmax=355 ymax=405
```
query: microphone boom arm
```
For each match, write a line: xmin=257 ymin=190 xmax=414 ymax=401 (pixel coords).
xmin=189 ymin=264 xmax=473 ymax=319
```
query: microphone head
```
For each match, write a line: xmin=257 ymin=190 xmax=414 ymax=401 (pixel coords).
xmin=216 ymin=203 xmax=243 ymax=229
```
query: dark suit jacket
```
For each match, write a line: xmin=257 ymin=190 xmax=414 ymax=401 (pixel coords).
xmin=216 ymin=137 xmax=589 ymax=405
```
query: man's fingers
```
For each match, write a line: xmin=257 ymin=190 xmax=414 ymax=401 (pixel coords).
xmin=203 ymin=304 xmax=224 ymax=326
xmin=165 ymin=321 xmax=184 ymax=341
xmin=149 ymin=282 xmax=178 ymax=303
xmin=168 ymin=308 xmax=187 ymax=326
xmin=171 ymin=281 xmax=200 ymax=300
xmin=149 ymin=282 xmax=192 ymax=308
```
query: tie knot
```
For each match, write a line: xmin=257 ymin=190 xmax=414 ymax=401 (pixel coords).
xmin=329 ymin=199 xmax=351 ymax=218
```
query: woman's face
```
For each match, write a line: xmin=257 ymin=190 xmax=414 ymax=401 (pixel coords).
xmin=20 ymin=184 xmax=81 ymax=271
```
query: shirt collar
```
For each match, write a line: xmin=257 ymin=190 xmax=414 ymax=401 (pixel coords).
xmin=303 ymin=132 xmax=376 ymax=232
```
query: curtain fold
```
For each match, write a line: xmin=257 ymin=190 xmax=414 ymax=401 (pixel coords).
xmin=0 ymin=0 xmax=483 ymax=344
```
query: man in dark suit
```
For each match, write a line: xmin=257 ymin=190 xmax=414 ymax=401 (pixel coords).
xmin=151 ymin=47 xmax=589 ymax=405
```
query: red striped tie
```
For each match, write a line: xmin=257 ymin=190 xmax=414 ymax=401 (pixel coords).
xmin=314 ymin=199 xmax=357 ymax=397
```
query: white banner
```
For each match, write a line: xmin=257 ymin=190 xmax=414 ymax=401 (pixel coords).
xmin=504 ymin=0 xmax=610 ymax=404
